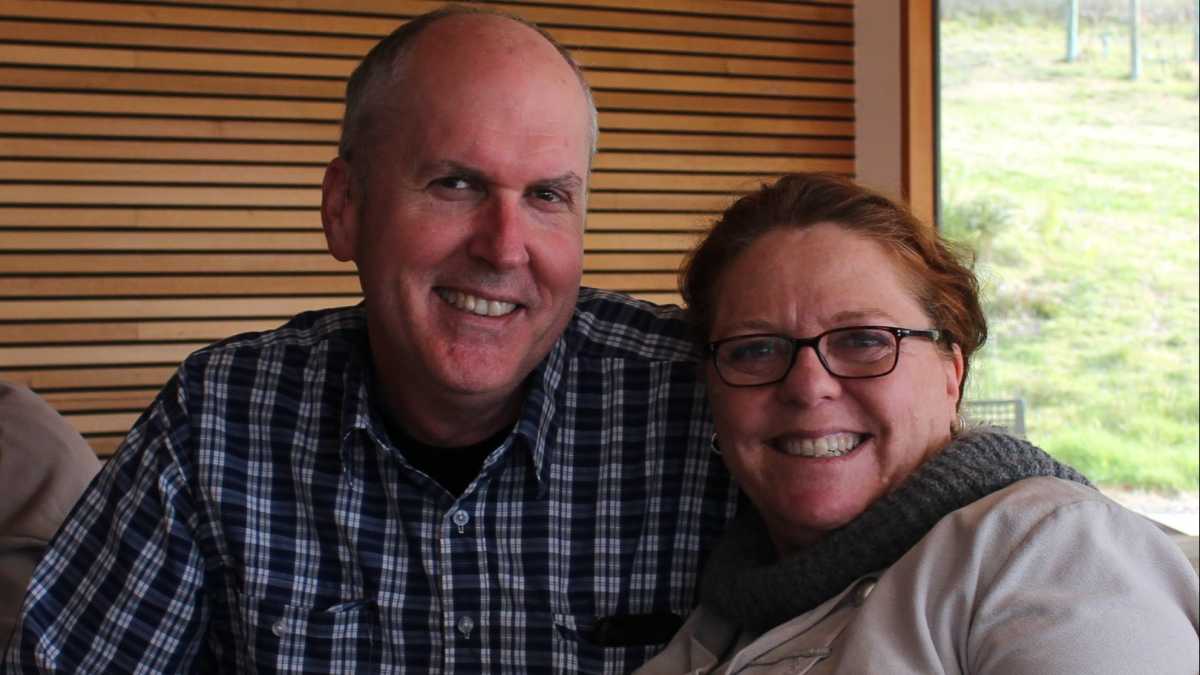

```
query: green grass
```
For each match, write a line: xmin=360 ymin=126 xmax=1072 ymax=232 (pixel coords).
xmin=941 ymin=17 xmax=1199 ymax=492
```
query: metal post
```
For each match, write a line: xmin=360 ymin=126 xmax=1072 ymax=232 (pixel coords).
xmin=1130 ymin=0 xmax=1142 ymax=80
xmin=1193 ymin=0 xmax=1199 ymax=63
xmin=1066 ymin=0 xmax=1080 ymax=62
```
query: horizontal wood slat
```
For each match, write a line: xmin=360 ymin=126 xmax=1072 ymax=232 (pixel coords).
xmin=0 ymin=99 xmax=856 ymax=141
xmin=0 ymin=208 xmax=715 ymax=231
xmin=0 ymin=123 xmax=853 ymax=159
xmin=0 ymin=296 xmax=355 ymax=321
xmin=4 ymin=365 xmax=182 ymax=390
xmin=0 ymin=274 xmax=361 ymax=297
xmin=43 ymin=388 xmax=159 ymax=412
xmin=84 ymin=436 xmax=123 ymax=457
xmin=0 ymin=251 xmax=685 ymax=273
xmin=0 ymin=64 xmax=853 ymax=101
xmin=0 ymin=230 xmax=701 ymax=251
xmin=0 ymin=271 xmax=675 ymax=300
xmin=0 ymin=0 xmax=854 ymax=457
xmin=153 ymin=0 xmax=853 ymax=40
xmin=1 ymin=1 xmax=852 ymax=59
xmin=0 ymin=30 xmax=851 ymax=81
xmin=2 ymin=19 xmax=850 ymax=78
xmin=0 ymin=319 xmax=274 ymax=344
xmin=0 ymin=162 xmax=831 ymax=193
xmin=0 ymin=186 xmax=798 ymax=211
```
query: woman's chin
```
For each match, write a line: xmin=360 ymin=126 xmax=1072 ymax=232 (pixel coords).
xmin=763 ymin=492 xmax=874 ymax=553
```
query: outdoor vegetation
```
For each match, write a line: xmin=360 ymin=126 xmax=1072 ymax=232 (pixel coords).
xmin=939 ymin=1 xmax=1199 ymax=491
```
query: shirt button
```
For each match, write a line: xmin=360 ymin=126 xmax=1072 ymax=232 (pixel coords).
xmin=452 ymin=510 xmax=470 ymax=528
xmin=852 ymin=578 xmax=877 ymax=606
xmin=272 ymin=618 xmax=287 ymax=637
xmin=456 ymin=615 xmax=475 ymax=638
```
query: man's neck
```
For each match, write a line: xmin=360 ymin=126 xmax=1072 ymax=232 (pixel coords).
xmin=373 ymin=376 xmax=524 ymax=447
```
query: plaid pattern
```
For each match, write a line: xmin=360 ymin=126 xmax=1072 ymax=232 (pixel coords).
xmin=3 ymin=288 xmax=738 ymax=674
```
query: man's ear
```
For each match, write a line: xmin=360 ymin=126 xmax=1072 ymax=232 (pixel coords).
xmin=321 ymin=157 xmax=358 ymax=262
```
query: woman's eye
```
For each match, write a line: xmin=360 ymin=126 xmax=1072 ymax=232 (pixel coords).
xmin=728 ymin=340 xmax=780 ymax=362
xmin=828 ymin=330 xmax=894 ymax=360
xmin=843 ymin=333 xmax=887 ymax=348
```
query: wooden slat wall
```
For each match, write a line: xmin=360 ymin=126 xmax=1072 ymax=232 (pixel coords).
xmin=0 ymin=0 xmax=854 ymax=457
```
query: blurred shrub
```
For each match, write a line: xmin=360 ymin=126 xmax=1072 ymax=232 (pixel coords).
xmin=941 ymin=194 xmax=1016 ymax=256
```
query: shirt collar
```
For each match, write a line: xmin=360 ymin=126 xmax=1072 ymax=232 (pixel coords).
xmin=512 ymin=336 xmax=567 ymax=495
xmin=337 ymin=317 xmax=571 ymax=494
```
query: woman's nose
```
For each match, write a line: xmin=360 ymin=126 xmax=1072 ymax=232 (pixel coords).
xmin=776 ymin=345 xmax=842 ymax=406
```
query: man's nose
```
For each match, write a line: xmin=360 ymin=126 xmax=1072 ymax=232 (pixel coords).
xmin=468 ymin=194 xmax=531 ymax=269
xmin=777 ymin=345 xmax=842 ymax=406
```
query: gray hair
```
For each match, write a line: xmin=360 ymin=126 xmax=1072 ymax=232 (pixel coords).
xmin=338 ymin=4 xmax=599 ymax=166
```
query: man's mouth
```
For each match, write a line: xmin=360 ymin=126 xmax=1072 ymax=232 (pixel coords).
xmin=436 ymin=288 xmax=519 ymax=317
xmin=771 ymin=432 xmax=866 ymax=458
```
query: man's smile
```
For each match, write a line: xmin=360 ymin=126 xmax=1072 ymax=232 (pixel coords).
xmin=436 ymin=287 xmax=520 ymax=317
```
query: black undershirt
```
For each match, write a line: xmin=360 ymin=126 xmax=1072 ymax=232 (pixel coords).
xmin=387 ymin=423 xmax=513 ymax=497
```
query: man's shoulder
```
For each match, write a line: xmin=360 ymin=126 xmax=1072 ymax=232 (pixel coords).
xmin=184 ymin=304 xmax=366 ymax=368
xmin=569 ymin=288 xmax=700 ymax=362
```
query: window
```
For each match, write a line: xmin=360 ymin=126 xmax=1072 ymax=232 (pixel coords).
xmin=938 ymin=0 xmax=1199 ymax=529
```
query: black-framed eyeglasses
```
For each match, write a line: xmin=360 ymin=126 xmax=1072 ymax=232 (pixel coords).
xmin=707 ymin=325 xmax=944 ymax=387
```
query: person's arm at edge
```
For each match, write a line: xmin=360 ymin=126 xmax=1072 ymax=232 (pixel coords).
xmin=968 ymin=491 xmax=1199 ymax=674
xmin=2 ymin=373 xmax=211 ymax=673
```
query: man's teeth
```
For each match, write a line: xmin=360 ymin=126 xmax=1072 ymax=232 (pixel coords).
xmin=776 ymin=433 xmax=863 ymax=458
xmin=437 ymin=289 xmax=517 ymax=317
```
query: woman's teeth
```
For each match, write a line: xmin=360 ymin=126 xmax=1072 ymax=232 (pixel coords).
xmin=437 ymin=289 xmax=517 ymax=317
xmin=775 ymin=433 xmax=864 ymax=458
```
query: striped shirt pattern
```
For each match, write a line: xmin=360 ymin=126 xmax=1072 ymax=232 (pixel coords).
xmin=4 ymin=288 xmax=739 ymax=674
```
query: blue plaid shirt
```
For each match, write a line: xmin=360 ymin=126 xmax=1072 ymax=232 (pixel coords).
xmin=4 ymin=288 xmax=738 ymax=674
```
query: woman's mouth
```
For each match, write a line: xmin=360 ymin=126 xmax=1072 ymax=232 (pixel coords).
xmin=770 ymin=432 xmax=866 ymax=458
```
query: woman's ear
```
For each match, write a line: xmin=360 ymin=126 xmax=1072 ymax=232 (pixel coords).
xmin=944 ymin=343 xmax=965 ymax=404
xmin=321 ymin=157 xmax=358 ymax=262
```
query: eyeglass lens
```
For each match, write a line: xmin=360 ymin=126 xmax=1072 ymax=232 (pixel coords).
xmin=715 ymin=327 xmax=900 ymax=385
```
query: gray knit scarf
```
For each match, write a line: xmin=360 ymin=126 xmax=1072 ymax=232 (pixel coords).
xmin=699 ymin=430 xmax=1092 ymax=633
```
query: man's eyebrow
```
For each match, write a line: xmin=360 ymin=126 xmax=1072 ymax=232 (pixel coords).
xmin=420 ymin=160 xmax=485 ymax=180
xmin=532 ymin=172 xmax=584 ymax=192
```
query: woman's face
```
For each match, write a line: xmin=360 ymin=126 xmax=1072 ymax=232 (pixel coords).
xmin=707 ymin=223 xmax=963 ymax=555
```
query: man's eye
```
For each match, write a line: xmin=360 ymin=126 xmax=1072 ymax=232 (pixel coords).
xmin=433 ymin=176 xmax=474 ymax=191
xmin=428 ymin=176 xmax=484 ymax=201
xmin=530 ymin=187 xmax=569 ymax=205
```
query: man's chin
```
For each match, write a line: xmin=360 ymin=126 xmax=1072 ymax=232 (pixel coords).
xmin=429 ymin=350 xmax=537 ymax=399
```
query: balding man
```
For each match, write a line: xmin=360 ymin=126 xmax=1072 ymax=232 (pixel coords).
xmin=3 ymin=7 xmax=736 ymax=673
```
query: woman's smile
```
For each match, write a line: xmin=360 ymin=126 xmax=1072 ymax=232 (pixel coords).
xmin=767 ymin=432 xmax=867 ymax=458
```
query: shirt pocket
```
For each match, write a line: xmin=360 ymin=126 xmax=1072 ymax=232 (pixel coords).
xmin=248 ymin=597 xmax=380 ymax=674
xmin=552 ymin=611 xmax=668 ymax=675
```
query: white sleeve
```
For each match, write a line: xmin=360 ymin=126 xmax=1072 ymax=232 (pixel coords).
xmin=967 ymin=495 xmax=1199 ymax=675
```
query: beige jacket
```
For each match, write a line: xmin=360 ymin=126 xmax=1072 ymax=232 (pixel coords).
xmin=636 ymin=477 xmax=1199 ymax=675
xmin=0 ymin=382 xmax=101 ymax=644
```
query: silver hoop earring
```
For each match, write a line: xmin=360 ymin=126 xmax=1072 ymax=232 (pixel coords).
xmin=950 ymin=414 xmax=966 ymax=437
xmin=710 ymin=433 xmax=722 ymax=456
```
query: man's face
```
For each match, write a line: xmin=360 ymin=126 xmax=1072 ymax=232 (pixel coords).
xmin=323 ymin=16 xmax=591 ymax=442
